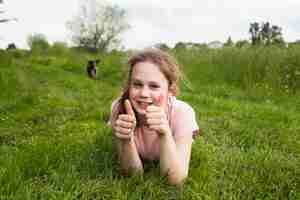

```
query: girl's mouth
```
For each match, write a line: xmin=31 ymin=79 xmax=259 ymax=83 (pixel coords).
xmin=137 ymin=101 xmax=153 ymax=109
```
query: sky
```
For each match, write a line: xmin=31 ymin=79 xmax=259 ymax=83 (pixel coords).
xmin=0 ymin=0 xmax=300 ymax=49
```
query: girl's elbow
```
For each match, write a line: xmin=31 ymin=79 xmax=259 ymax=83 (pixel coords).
xmin=167 ymin=170 xmax=188 ymax=186
xmin=121 ymin=166 xmax=144 ymax=176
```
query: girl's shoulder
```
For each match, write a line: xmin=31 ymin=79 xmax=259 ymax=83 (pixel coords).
xmin=169 ymin=96 xmax=199 ymax=138
xmin=170 ymin=96 xmax=195 ymax=114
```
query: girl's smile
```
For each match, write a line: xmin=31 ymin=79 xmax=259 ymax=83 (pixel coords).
xmin=135 ymin=100 xmax=153 ymax=110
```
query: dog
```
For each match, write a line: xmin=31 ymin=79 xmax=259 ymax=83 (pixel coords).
xmin=86 ymin=59 xmax=100 ymax=79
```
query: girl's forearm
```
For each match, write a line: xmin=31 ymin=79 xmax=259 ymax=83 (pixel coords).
xmin=115 ymin=138 xmax=143 ymax=175
xmin=159 ymin=132 xmax=186 ymax=185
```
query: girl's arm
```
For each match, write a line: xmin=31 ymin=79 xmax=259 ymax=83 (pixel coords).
xmin=146 ymin=105 xmax=194 ymax=185
xmin=159 ymin=131 xmax=193 ymax=185
xmin=112 ymin=100 xmax=143 ymax=175
xmin=113 ymin=136 xmax=143 ymax=175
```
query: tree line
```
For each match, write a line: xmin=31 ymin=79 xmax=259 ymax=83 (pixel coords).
xmin=2 ymin=0 xmax=299 ymax=52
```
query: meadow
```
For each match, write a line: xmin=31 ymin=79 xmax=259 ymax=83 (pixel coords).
xmin=0 ymin=46 xmax=299 ymax=199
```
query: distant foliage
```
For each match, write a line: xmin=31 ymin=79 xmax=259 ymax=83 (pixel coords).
xmin=49 ymin=42 xmax=69 ymax=55
xmin=7 ymin=49 xmax=28 ymax=59
xmin=174 ymin=42 xmax=186 ymax=50
xmin=154 ymin=43 xmax=170 ymax=51
xmin=224 ymin=36 xmax=234 ymax=47
xmin=288 ymin=40 xmax=300 ymax=48
xmin=6 ymin=43 xmax=17 ymax=50
xmin=235 ymin=40 xmax=250 ymax=48
xmin=249 ymin=22 xmax=285 ymax=46
xmin=66 ymin=2 xmax=130 ymax=53
xmin=27 ymin=33 xmax=50 ymax=53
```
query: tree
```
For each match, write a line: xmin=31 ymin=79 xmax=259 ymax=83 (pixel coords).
xmin=269 ymin=25 xmax=285 ymax=46
xmin=249 ymin=22 xmax=285 ymax=46
xmin=0 ymin=0 xmax=17 ymax=23
xmin=174 ymin=42 xmax=186 ymax=49
xmin=224 ymin=36 xmax=234 ymax=47
xmin=261 ymin=22 xmax=284 ymax=46
xmin=27 ymin=33 xmax=50 ymax=52
xmin=235 ymin=40 xmax=250 ymax=48
xmin=66 ymin=1 xmax=130 ymax=52
xmin=261 ymin=22 xmax=272 ymax=45
xmin=154 ymin=43 xmax=170 ymax=51
xmin=249 ymin=22 xmax=261 ymax=45
xmin=6 ymin=43 xmax=16 ymax=50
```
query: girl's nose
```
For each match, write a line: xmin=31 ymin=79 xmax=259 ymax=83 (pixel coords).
xmin=140 ymin=87 xmax=150 ymax=97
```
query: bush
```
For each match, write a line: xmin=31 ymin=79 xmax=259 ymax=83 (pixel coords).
xmin=49 ymin=42 xmax=69 ymax=56
xmin=8 ymin=49 xmax=29 ymax=59
xmin=27 ymin=33 xmax=50 ymax=54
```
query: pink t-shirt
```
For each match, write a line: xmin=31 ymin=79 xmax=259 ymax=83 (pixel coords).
xmin=110 ymin=96 xmax=199 ymax=161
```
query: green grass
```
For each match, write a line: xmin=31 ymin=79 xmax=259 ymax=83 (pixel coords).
xmin=0 ymin=48 xmax=299 ymax=199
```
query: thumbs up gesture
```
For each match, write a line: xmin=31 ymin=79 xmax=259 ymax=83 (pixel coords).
xmin=113 ymin=100 xmax=137 ymax=140
xmin=145 ymin=96 xmax=171 ymax=136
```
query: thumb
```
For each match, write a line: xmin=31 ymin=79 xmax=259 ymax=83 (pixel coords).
xmin=124 ymin=99 xmax=135 ymax=117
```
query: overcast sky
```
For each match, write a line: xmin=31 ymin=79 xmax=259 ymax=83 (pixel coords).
xmin=1 ymin=0 xmax=300 ymax=49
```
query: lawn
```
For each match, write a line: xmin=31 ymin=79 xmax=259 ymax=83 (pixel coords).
xmin=0 ymin=48 xmax=299 ymax=199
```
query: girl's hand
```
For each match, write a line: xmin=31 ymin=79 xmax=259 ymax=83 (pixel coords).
xmin=145 ymin=105 xmax=171 ymax=136
xmin=113 ymin=100 xmax=136 ymax=141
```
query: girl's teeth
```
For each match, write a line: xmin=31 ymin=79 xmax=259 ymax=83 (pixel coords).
xmin=139 ymin=102 xmax=152 ymax=107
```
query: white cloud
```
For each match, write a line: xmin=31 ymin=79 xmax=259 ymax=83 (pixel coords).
xmin=116 ymin=0 xmax=300 ymax=49
xmin=0 ymin=0 xmax=78 ymax=48
xmin=1 ymin=0 xmax=300 ymax=49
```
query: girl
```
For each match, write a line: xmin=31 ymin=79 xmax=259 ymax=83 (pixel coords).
xmin=110 ymin=48 xmax=199 ymax=186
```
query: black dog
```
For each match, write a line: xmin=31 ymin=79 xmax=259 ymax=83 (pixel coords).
xmin=87 ymin=59 xmax=100 ymax=79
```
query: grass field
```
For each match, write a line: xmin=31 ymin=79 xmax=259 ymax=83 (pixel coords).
xmin=0 ymin=47 xmax=299 ymax=199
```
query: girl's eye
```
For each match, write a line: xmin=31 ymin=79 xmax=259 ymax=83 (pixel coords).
xmin=133 ymin=82 xmax=142 ymax=87
xmin=150 ymin=84 xmax=160 ymax=89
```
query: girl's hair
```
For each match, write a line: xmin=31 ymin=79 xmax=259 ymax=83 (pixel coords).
xmin=113 ymin=48 xmax=182 ymax=119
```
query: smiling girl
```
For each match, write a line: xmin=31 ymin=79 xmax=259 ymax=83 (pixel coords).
xmin=110 ymin=48 xmax=199 ymax=185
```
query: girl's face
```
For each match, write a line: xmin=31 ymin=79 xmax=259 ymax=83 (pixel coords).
xmin=129 ymin=61 xmax=171 ymax=115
